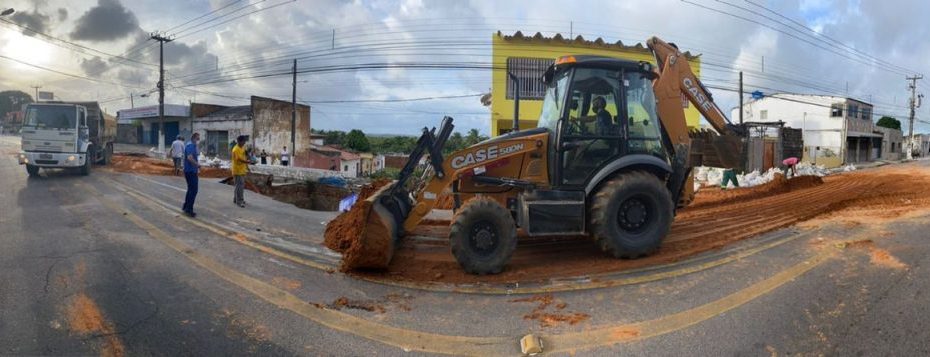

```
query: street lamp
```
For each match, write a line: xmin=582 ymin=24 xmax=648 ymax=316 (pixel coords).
xmin=1 ymin=8 xmax=14 ymax=16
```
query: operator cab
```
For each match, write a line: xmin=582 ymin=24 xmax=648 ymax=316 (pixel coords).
xmin=538 ymin=55 xmax=667 ymax=187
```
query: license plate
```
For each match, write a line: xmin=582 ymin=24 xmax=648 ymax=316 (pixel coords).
xmin=40 ymin=153 xmax=52 ymax=159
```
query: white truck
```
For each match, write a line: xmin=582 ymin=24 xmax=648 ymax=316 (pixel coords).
xmin=18 ymin=102 xmax=115 ymax=176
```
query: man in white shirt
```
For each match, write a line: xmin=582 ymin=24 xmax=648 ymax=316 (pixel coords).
xmin=169 ymin=135 xmax=186 ymax=176
xmin=280 ymin=146 xmax=290 ymax=166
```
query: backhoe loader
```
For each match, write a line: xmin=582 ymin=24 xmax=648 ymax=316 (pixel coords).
xmin=338 ymin=36 xmax=745 ymax=274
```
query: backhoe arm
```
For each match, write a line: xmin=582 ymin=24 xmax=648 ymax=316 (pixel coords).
xmin=647 ymin=36 xmax=735 ymax=139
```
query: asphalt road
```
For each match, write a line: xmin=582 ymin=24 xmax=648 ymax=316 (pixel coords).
xmin=2 ymin=134 xmax=929 ymax=356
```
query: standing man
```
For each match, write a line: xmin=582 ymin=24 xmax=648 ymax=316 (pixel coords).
xmin=231 ymin=135 xmax=251 ymax=207
xmin=280 ymin=145 xmax=290 ymax=167
xmin=169 ymin=135 xmax=185 ymax=176
xmin=260 ymin=149 xmax=268 ymax=165
xmin=182 ymin=133 xmax=201 ymax=217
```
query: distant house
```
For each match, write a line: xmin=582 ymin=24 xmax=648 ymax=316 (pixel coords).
xmin=305 ymin=144 xmax=366 ymax=177
xmin=731 ymin=93 xmax=900 ymax=168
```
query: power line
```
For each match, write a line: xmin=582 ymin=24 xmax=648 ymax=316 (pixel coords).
xmin=0 ymin=19 xmax=157 ymax=67
xmin=0 ymin=54 xmax=144 ymax=89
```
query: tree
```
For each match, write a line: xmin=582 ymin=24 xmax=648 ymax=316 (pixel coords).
xmin=876 ymin=116 xmax=901 ymax=130
xmin=464 ymin=128 xmax=488 ymax=146
xmin=323 ymin=130 xmax=346 ymax=146
xmin=344 ymin=129 xmax=371 ymax=152
xmin=444 ymin=132 xmax=465 ymax=154
xmin=0 ymin=90 xmax=33 ymax=118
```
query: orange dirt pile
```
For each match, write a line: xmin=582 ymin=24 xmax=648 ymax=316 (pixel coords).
xmin=107 ymin=154 xmax=228 ymax=178
xmin=355 ymin=164 xmax=930 ymax=284
xmin=845 ymin=240 xmax=908 ymax=269
xmin=323 ymin=179 xmax=395 ymax=271
xmin=510 ymin=294 xmax=589 ymax=327
xmin=689 ymin=174 xmax=823 ymax=209
xmin=67 ymin=293 xmax=125 ymax=357
xmin=331 ymin=297 xmax=386 ymax=313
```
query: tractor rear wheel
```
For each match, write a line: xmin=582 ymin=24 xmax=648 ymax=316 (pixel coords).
xmin=589 ymin=171 xmax=673 ymax=259
xmin=449 ymin=197 xmax=517 ymax=275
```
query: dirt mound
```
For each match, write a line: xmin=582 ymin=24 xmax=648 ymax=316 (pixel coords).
xmin=107 ymin=154 xmax=228 ymax=178
xmin=689 ymin=174 xmax=823 ymax=209
xmin=323 ymin=179 xmax=396 ymax=271
xmin=354 ymin=165 xmax=930 ymax=284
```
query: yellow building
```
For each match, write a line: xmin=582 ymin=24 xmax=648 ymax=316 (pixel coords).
xmin=490 ymin=31 xmax=703 ymax=136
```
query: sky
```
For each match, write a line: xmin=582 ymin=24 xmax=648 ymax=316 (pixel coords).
xmin=1 ymin=0 xmax=929 ymax=135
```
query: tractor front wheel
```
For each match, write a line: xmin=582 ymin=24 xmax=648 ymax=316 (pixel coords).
xmin=449 ymin=197 xmax=517 ymax=275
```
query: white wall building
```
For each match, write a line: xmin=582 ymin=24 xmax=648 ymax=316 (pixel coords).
xmin=731 ymin=93 xmax=899 ymax=168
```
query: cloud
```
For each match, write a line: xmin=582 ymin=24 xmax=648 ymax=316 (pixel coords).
xmin=57 ymin=8 xmax=68 ymax=22
xmin=9 ymin=11 xmax=51 ymax=34
xmin=80 ymin=56 xmax=108 ymax=77
xmin=70 ymin=0 xmax=139 ymax=42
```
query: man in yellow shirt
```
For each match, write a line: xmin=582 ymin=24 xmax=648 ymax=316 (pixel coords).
xmin=231 ymin=135 xmax=251 ymax=207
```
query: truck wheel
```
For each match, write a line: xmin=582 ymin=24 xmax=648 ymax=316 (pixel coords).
xmin=589 ymin=171 xmax=673 ymax=259
xmin=26 ymin=164 xmax=39 ymax=177
xmin=80 ymin=149 xmax=92 ymax=176
xmin=102 ymin=143 xmax=113 ymax=165
xmin=449 ymin=197 xmax=517 ymax=275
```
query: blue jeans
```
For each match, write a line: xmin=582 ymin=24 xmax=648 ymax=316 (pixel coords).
xmin=183 ymin=171 xmax=199 ymax=213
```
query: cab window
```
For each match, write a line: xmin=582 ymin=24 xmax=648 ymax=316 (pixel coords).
xmin=560 ymin=67 xmax=623 ymax=186
xmin=624 ymin=71 xmax=664 ymax=157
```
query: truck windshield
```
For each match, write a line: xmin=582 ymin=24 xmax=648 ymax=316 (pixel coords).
xmin=537 ymin=69 xmax=570 ymax=132
xmin=24 ymin=105 xmax=76 ymax=129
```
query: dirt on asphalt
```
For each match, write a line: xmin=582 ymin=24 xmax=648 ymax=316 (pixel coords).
xmin=107 ymin=154 xmax=229 ymax=178
xmin=354 ymin=164 xmax=930 ymax=284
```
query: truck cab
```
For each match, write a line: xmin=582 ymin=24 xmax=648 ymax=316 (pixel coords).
xmin=18 ymin=102 xmax=113 ymax=176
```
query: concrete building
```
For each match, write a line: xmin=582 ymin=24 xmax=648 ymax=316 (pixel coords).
xmin=358 ymin=152 xmax=375 ymax=176
xmin=877 ymin=126 xmax=904 ymax=161
xmin=490 ymin=31 xmax=703 ymax=136
xmin=190 ymin=96 xmax=311 ymax=162
xmin=731 ymin=93 xmax=900 ymax=168
xmin=305 ymin=144 xmax=368 ymax=178
xmin=905 ymin=134 xmax=930 ymax=157
xmin=116 ymin=104 xmax=191 ymax=146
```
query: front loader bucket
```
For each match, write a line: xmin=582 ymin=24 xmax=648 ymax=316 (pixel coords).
xmin=328 ymin=182 xmax=412 ymax=271
xmin=324 ymin=116 xmax=452 ymax=271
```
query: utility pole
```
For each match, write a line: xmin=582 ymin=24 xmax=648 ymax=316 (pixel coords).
xmin=291 ymin=59 xmax=297 ymax=158
xmin=738 ymin=71 xmax=744 ymax=125
xmin=906 ymin=74 xmax=923 ymax=159
xmin=151 ymin=32 xmax=173 ymax=153
xmin=130 ymin=93 xmax=134 ymax=108
xmin=31 ymin=85 xmax=41 ymax=101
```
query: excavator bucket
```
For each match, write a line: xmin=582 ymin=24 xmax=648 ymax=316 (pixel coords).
xmin=325 ymin=117 xmax=454 ymax=271
xmin=336 ymin=182 xmax=410 ymax=269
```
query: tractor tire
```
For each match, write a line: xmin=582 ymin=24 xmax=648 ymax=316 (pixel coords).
xmin=26 ymin=164 xmax=39 ymax=177
xmin=80 ymin=149 xmax=92 ymax=176
xmin=449 ymin=197 xmax=517 ymax=275
xmin=589 ymin=171 xmax=673 ymax=259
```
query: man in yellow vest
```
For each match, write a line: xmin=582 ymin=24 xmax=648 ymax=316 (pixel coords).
xmin=231 ymin=135 xmax=251 ymax=207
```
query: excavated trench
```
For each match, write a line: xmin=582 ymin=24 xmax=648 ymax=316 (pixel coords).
xmin=350 ymin=165 xmax=930 ymax=284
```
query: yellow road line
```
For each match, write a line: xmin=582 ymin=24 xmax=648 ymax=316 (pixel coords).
xmin=85 ymin=180 xmax=835 ymax=356
xmin=104 ymin=175 xmax=807 ymax=295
